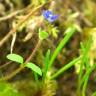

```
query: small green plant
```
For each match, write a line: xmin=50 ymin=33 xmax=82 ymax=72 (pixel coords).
xmin=5 ymin=25 xmax=81 ymax=96
xmin=7 ymin=54 xmax=42 ymax=76
xmin=77 ymin=36 xmax=96 ymax=96
xmin=41 ymin=24 xmax=81 ymax=96
xmin=0 ymin=0 xmax=95 ymax=96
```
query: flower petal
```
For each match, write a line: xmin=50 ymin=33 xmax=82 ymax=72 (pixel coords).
xmin=42 ymin=10 xmax=52 ymax=19
xmin=42 ymin=10 xmax=58 ymax=22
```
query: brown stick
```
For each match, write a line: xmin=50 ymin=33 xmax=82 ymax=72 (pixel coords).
xmin=25 ymin=40 xmax=42 ymax=63
xmin=0 ymin=10 xmax=23 ymax=22
xmin=0 ymin=61 xmax=12 ymax=69
xmin=0 ymin=3 xmax=33 ymax=22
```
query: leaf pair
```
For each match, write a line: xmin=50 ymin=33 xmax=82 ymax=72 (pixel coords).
xmin=7 ymin=54 xmax=42 ymax=76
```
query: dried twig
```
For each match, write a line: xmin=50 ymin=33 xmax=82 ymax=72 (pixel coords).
xmin=0 ymin=10 xmax=24 ymax=22
xmin=0 ymin=61 xmax=12 ymax=69
xmin=25 ymin=40 xmax=42 ymax=63
xmin=0 ymin=3 xmax=33 ymax=22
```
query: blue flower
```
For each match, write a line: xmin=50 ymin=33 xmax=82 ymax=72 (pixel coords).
xmin=42 ymin=10 xmax=58 ymax=23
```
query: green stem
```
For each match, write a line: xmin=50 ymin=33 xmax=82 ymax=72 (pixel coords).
xmin=34 ymin=72 xmax=39 ymax=86
xmin=50 ymin=56 xmax=81 ymax=79
xmin=82 ymin=75 xmax=89 ymax=96
xmin=49 ymin=25 xmax=77 ymax=69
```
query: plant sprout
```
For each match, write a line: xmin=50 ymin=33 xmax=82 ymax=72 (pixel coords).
xmin=6 ymin=54 xmax=42 ymax=76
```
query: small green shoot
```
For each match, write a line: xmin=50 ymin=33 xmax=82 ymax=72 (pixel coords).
xmin=49 ymin=25 xmax=77 ymax=69
xmin=6 ymin=53 xmax=42 ymax=76
xmin=43 ymin=49 xmax=50 ymax=80
xmin=51 ymin=56 xmax=81 ymax=79
xmin=41 ymin=25 xmax=78 ymax=80
xmin=39 ymin=28 xmax=49 ymax=40
xmin=77 ymin=36 xmax=94 ymax=96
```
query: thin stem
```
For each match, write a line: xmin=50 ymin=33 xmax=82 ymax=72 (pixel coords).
xmin=0 ymin=3 xmax=33 ymax=22
xmin=0 ymin=65 xmax=24 ymax=81
xmin=82 ymin=75 xmax=89 ymax=96
xmin=49 ymin=25 xmax=76 ymax=69
xmin=25 ymin=40 xmax=41 ymax=63
xmin=34 ymin=72 xmax=39 ymax=87
xmin=77 ymin=60 xmax=83 ymax=96
xmin=0 ymin=10 xmax=24 ymax=22
xmin=0 ymin=61 xmax=12 ymax=69
xmin=50 ymin=57 xmax=81 ymax=79
xmin=77 ymin=37 xmax=92 ymax=95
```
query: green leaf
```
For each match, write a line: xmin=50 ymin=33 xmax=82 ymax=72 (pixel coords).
xmin=43 ymin=49 xmax=50 ymax=79
xmin=49 ymin=25 xmax=76 ymax=69
xmin=39 ymin=28 xmax=49 ymax=40
xmin=51 ymin=57 xmax=81 ymax=79
xmin=26 ymin=62 xmax=42 ymax=76
xmin=6 ymin=54 xmax=23 ymax=64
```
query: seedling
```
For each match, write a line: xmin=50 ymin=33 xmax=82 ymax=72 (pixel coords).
xmin=6 ymin=54 xmax=42 ymax=76
xmin=4 ymin=25 xmax=81 ymax=96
